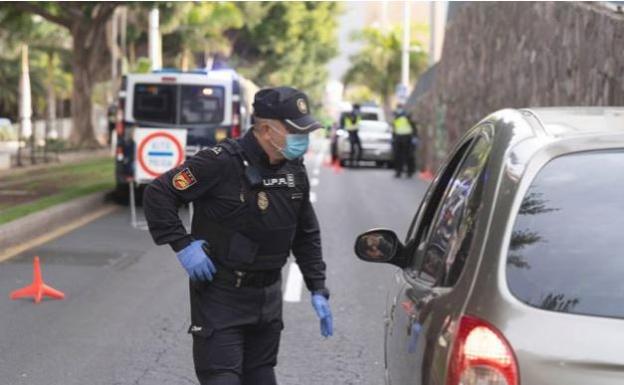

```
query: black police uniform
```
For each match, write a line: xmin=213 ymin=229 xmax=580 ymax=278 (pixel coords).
xmin=143 ymin=130 xmax=327 ymax=384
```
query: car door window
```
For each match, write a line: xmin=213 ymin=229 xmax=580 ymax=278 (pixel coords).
xmin=404 ymin=138 xmax=476 ymax=276
xmin=412 ymin=133 xmax=492 ymax=286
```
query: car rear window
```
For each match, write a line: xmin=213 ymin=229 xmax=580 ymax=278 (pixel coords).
xmin=360 ymin=112 xmax=379 ymax=120
xmin=506 ymin=150 xmax=624 ymax=319
xmin=133 ymin=84 xmax=176 ymax=124
xmin=180 ymin=85 xmax=224 ymax=125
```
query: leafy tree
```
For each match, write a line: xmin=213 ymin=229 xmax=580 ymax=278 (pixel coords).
xmin=231 ymin=2 xmax=340 ymax=106
xmin=343 ymin=26 xmax=428 ymax=114
xmin=0 ymin=9 xmax=70 ymax=123
xmin=2 ymin=3 xmax=119 ymax=148
xmin=160 ymin=2 xmax=243 ymax=70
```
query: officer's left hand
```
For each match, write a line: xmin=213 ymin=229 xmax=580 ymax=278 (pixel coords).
xmin=311 ymin=293 xmax=333 ymax=337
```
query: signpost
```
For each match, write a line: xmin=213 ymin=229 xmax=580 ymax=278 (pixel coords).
xmin=131 ymin=128 xmax=188 ymax=229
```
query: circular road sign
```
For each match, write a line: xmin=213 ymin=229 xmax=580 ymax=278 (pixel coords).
xmin=137 ymin=131 xmax=185 ymax=178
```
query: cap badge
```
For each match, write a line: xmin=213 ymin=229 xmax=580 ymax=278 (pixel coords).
xmin=296 ymin=98 xmax=308 ymax=114
xmin=257 ymin=191 xmax=269 ymax=211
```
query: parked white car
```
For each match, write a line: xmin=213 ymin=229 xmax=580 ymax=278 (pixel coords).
xmin=333 ymin=104 xmax=393 ymax=167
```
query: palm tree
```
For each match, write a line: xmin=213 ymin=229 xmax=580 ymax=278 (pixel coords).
xmin=343 ymin=26 xmax=428 ymax=114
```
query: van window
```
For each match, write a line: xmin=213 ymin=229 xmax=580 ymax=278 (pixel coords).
xmin=506 ymin=150 xmax=624 ymax=319
xmin=180 ymin=85 xmax=224 ymax=125
xmin=133 ymin=84 xmax=176 ymax=124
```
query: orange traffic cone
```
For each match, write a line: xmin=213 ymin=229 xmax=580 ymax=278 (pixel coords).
xmin=10 ymin=256 xmax=65 ymax=304
xmin=331 ymin=158 xmax=343 ymax=174
xmin=418 ymin=170 xmax=434 ymax=181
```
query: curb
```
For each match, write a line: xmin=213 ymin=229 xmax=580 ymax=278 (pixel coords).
xmin=0 ymin=190 xmax=116 ymax=254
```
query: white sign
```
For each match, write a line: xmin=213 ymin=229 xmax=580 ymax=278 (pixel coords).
xmin=134 ymin=128 xmax=187 ymax=183
xmin=395 ymin=83 xmax=409 ymax=103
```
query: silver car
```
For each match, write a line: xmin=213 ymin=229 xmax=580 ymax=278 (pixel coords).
xmin=355 ymin=107 xmax=624 ymax=385
xmin=336 ymin=120 xmax=394 ymax=167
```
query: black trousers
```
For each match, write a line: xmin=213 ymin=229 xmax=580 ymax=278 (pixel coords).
xmin=348 ymin=131 xmax=362 ymax=165
xmin=189 ymin=278 xmax=283 ymax=385
xmin=393 ymin=134 xmax=415 ymax=176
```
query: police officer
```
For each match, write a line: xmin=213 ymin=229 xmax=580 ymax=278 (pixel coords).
xmin=342 ymin=103 xmax=362 ymax=167
xmin=392 ymin=105 xmax=417 ymax=178
xmin=143 ymin=87 xmax=333 ymax=385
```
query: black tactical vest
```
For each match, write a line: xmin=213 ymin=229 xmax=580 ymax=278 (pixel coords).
xmin=192 ymin=139 xmax=309 ymax=271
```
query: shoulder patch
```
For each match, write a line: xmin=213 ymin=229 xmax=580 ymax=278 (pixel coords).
xmin=210 ymin=146 xmax=224 ymax=156
xmin=172 ymin=168 xmax=197 ymax=190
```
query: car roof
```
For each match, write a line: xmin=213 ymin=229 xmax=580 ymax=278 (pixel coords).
xmin=521 ymin=107 xmax=624 ymax=138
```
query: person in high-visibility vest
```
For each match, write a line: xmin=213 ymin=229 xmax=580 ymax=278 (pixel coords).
xmin=343 ymin=104 xmax=362 ymax=167
xmin=392 ymin=105 xmax=417 ymax=178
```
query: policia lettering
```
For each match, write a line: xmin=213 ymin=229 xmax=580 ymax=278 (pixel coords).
xmin=143 ymin=87 xmax=330 ymax=385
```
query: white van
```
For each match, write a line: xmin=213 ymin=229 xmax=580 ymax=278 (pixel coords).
xmin=114 ymin=68 xmax=257 ymax=190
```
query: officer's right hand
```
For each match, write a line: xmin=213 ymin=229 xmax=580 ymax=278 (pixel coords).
xmin=175 ymin=240 xmax=217 ymax=281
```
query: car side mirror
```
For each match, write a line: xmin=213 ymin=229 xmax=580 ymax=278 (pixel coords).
xmin=354 ymin=229 xmax=402 ymax=264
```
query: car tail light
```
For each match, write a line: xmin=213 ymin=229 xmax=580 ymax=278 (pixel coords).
xmin=231 ymin=101 xmax=241 ymax=138
xmin=447 ymin=315 xmax=518 ymax=385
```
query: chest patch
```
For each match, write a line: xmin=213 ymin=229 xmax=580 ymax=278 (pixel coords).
xmin=257 ymin=191 xmax=270 ymax=211
xmin=262 ymin=174 xmax=296 ymax=189
xmin=172 ymin=168 xmax=197 ymax=190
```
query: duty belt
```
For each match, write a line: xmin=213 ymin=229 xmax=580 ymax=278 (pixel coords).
xmin=212 ymin=263 xmax=281 ymax=288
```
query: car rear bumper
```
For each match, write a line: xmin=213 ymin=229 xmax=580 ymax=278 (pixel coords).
xmin=338 ymin=141 xmax=393 ymax=161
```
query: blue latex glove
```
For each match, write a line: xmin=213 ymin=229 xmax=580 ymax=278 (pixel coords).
xmin=176 ymin=240 xmax=216 ymax=281
xmin=311 ymin=294 xmax=333 ymax=337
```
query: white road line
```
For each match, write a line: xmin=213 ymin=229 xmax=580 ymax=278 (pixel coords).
xmin=283 ymin=262 xmax=304 ymax=302
xmin=310 ymin=177 xmax=320 ymax=187
xmin=309 ymin=191 xmax=317 ymax=203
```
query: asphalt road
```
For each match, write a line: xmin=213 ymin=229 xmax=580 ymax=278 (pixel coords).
xmin=0 ymin=139 xmax=428 ymax=385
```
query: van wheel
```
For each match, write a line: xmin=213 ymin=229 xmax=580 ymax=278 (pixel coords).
xmin=112 ymin=183 xmax=145 ymax=206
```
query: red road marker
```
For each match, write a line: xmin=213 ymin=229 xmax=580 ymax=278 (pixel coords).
xmin=10 ymin=256 xmax=65 ymax=304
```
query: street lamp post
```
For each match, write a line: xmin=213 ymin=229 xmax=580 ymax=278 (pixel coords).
xmin=401 ymin=0 xmax=411 ymax=93
xmin=149 ymin=7 xmax=162 ymax=71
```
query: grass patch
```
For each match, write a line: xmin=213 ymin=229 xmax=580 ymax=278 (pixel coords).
xmin=0 ymin=157 xmax=115 ymax=225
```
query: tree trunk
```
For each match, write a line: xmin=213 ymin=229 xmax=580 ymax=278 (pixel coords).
xmin=69 ymin=32 xmax=99 ymax=148
xmin=45 ymin=51 xmax=56 ymax=162
xmin=181 ymin=47 xmax=190 ymax=71
xmin=129 ymin=41 xmax=136 ymax=69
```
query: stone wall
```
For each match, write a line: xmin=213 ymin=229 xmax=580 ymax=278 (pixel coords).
xmin=409 ymin=2 xmax=624 ymax=171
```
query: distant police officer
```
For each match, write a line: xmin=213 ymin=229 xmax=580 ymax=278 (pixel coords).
xmin=392 ymin=105 xmax=417 ymax=178
xmin=143 ymin=87 xmax=333 ymax=385
xmin=342 ymin=103 xmax=362 ymax=167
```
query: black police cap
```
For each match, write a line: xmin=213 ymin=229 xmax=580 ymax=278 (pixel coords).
xmin=253 ymin=87 xmax=322 ymax=133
